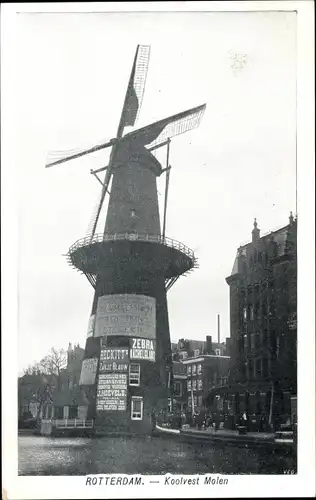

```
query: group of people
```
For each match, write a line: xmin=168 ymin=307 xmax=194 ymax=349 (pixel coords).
xmin=155 ymin=408 xmax=223 ymax=431
xmin=153 ymin=407 xmax=283 ymax=433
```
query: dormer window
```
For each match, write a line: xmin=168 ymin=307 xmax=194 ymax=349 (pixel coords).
xmin=194 ymin=349 xmax=200 ymax=357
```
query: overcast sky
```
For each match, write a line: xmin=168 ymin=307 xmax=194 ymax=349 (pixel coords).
xmin=16 ymin=11 xmax=297 ymax=374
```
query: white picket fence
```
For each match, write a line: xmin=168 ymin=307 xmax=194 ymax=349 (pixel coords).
xmin=52 ymin=418 xmax=94 ymax=429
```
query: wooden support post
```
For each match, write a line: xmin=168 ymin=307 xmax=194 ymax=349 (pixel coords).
xmin=162 ymin=139 xmax=171 ymax=241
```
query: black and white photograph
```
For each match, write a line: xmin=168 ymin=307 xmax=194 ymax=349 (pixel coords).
xmin=1 ymin=1 xmax=315 ymax=499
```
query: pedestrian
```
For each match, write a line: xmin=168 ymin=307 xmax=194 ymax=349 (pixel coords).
xmin=242 ymin=411 xmax=247 ymax=429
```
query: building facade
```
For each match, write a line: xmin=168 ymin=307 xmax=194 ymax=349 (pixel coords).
xmin=18 ymin=344 xmax=88 ymax=422
xmin=171 ymin=361 xmax=188 ymax=413
xmin=225 ymin=215 xmax=297 ymax=429
xmin=182 ymin=354 xmax=230 ymax=414
xmin=45 ymin=343 xmax=87 ymax=420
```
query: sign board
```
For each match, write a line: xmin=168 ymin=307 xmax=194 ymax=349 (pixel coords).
xmin=95 ymin=294 xmax=156 ymax=339
xmin=130 ymin=338 xmax=156 ymax=362
xmin=99 ymin=348 xmax=129 ymax=373
xmin=79 ymin=358 xmax=98 ymax=386
xmin=86 ymin=314 xmax=95 ymax=338
xmin=96 ymin=373 xmax=127 ymax=411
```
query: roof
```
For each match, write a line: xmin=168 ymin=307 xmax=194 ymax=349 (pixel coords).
xmin=52 ymin=386 xmax=89 ymax=407
xmin=181 ymin=355 xmax=230 ymax=364
xmin=230 ymin=223 xmax=291 ymax=277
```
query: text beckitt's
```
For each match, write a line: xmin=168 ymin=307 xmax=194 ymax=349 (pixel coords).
xmin=100 ymin=349 xmax=129 ymax=360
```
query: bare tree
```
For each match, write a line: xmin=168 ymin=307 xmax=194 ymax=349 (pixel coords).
xmin=39 ymin=347 xmax=67 ymax=390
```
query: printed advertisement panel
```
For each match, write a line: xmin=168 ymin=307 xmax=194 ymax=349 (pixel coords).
xmin=99 ymin=348 xmax=129 ymax=373
xmin=130 ymin=338 xmax=156 ymax=362
xmin=96 ymin=373 xmax=127 ymax=411
xmin=86 ymin=314 xmax=95 ymax=338
xmin=95 ymin=294 xmax=156 ymax=339
xmin=79 ymin=358 xmax=98 ymax=385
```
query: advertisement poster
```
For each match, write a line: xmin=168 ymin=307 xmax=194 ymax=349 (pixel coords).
xmin=78 ymin=357 xmax=98 ymax=386
xmin=130 ymin=338 xmax=156 ymax=362
xmin=96 ymin=373 xmax=128 ymax=411
xmin=99 ymin=347 xmax=129 ymax=372
xmin=95 ymin=294 xmax=156 ymax=339
xmin=86 ymin=314 xmax=95 ymax=338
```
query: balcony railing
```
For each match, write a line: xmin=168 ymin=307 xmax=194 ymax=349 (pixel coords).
xmin=68 ymin=232 xmax=195 ymax=261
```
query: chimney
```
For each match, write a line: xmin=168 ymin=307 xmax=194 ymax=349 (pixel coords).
xmin=252 ymin=218 xmax=260 ymax=243
xmin=289 ymin=211 xmax=294 ymax=225
xmin=206 ymin=335 xmax=212 ymax=354
xmin=217 ymin=314 xmax=220 ymax=344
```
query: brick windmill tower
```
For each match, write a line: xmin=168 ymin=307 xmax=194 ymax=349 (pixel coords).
xmin=46 ymin=45 xmax=206 ymax=434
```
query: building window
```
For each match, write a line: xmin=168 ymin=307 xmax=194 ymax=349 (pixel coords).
xmin=243 ymin=307 xmax=247 ymax=320
xmin=129 ymin=363 xmax=140 ymax=386
xmin=197 ymin=364 xmax=202 ymax=375
xmin=187 ymin=365 xmax=191 ymax=376
xmin=69 ymin=405 xmax=77 ymax=419
xmin=255 ymin=302 xmax=260 ymax=319
xmin=192 ymin=380 xmax=197 ymax=392
xmin=215 ymin=349 xmax=220 ymax=356
xmin=187 ymin=380 xmax=192 ymax=391
xmin=198 ymin=396 xmax=203 ymax=407
xmin=54 ymin=406 xmax=63 ymax=419
xmin=174 ymin=381 xmax=182 ymax=397
xmin=250 ymin=305 xmax=254 ymax=321
xmin=168 ymin=398 xmax=172 ymax=413
xmin=192 ymin=364 xmax=196 ymax=375
xmin=194 ymin=349 xmax=200 ymax=357
xmin=244 ymin=335 xmax=248 ymax=349
xmin=197 ymin=379 xmax=203 ymax=391
xmin=131 ymin=397 xmax=143 ymax=420
xmin=180 ymin=351 xmax=188 ymax=360
xmin=194 ymin=396 xmax=198 ymax=406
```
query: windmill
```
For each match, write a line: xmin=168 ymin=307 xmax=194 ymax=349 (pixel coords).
xmin=46 ymin=45 xmax=205 ymax=245
xmin=46 ymin=45 xmax=206 ymax=433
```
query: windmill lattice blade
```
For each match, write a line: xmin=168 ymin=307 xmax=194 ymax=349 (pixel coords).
xmin=121 ymin=45 xmax=150 ymax=128
xmin=46 ymin=139 xmax=115 ymax=168
xmin=122 ymin=104 xmax=206 ymax=149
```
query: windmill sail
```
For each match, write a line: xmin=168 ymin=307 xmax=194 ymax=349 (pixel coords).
xmin=46 ymin=138 xmax=115 ymax=168
xmin=122 ymin=103 xmax=206 ymax=149
xmin=87 ymin=46 xmax=151 ymax=240
xmin=120 ymin=45 xmax=150 ymax=128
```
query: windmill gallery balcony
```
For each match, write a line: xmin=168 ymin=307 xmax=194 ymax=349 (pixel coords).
xmin=66 ymin=232 xmax=198 ymax=288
